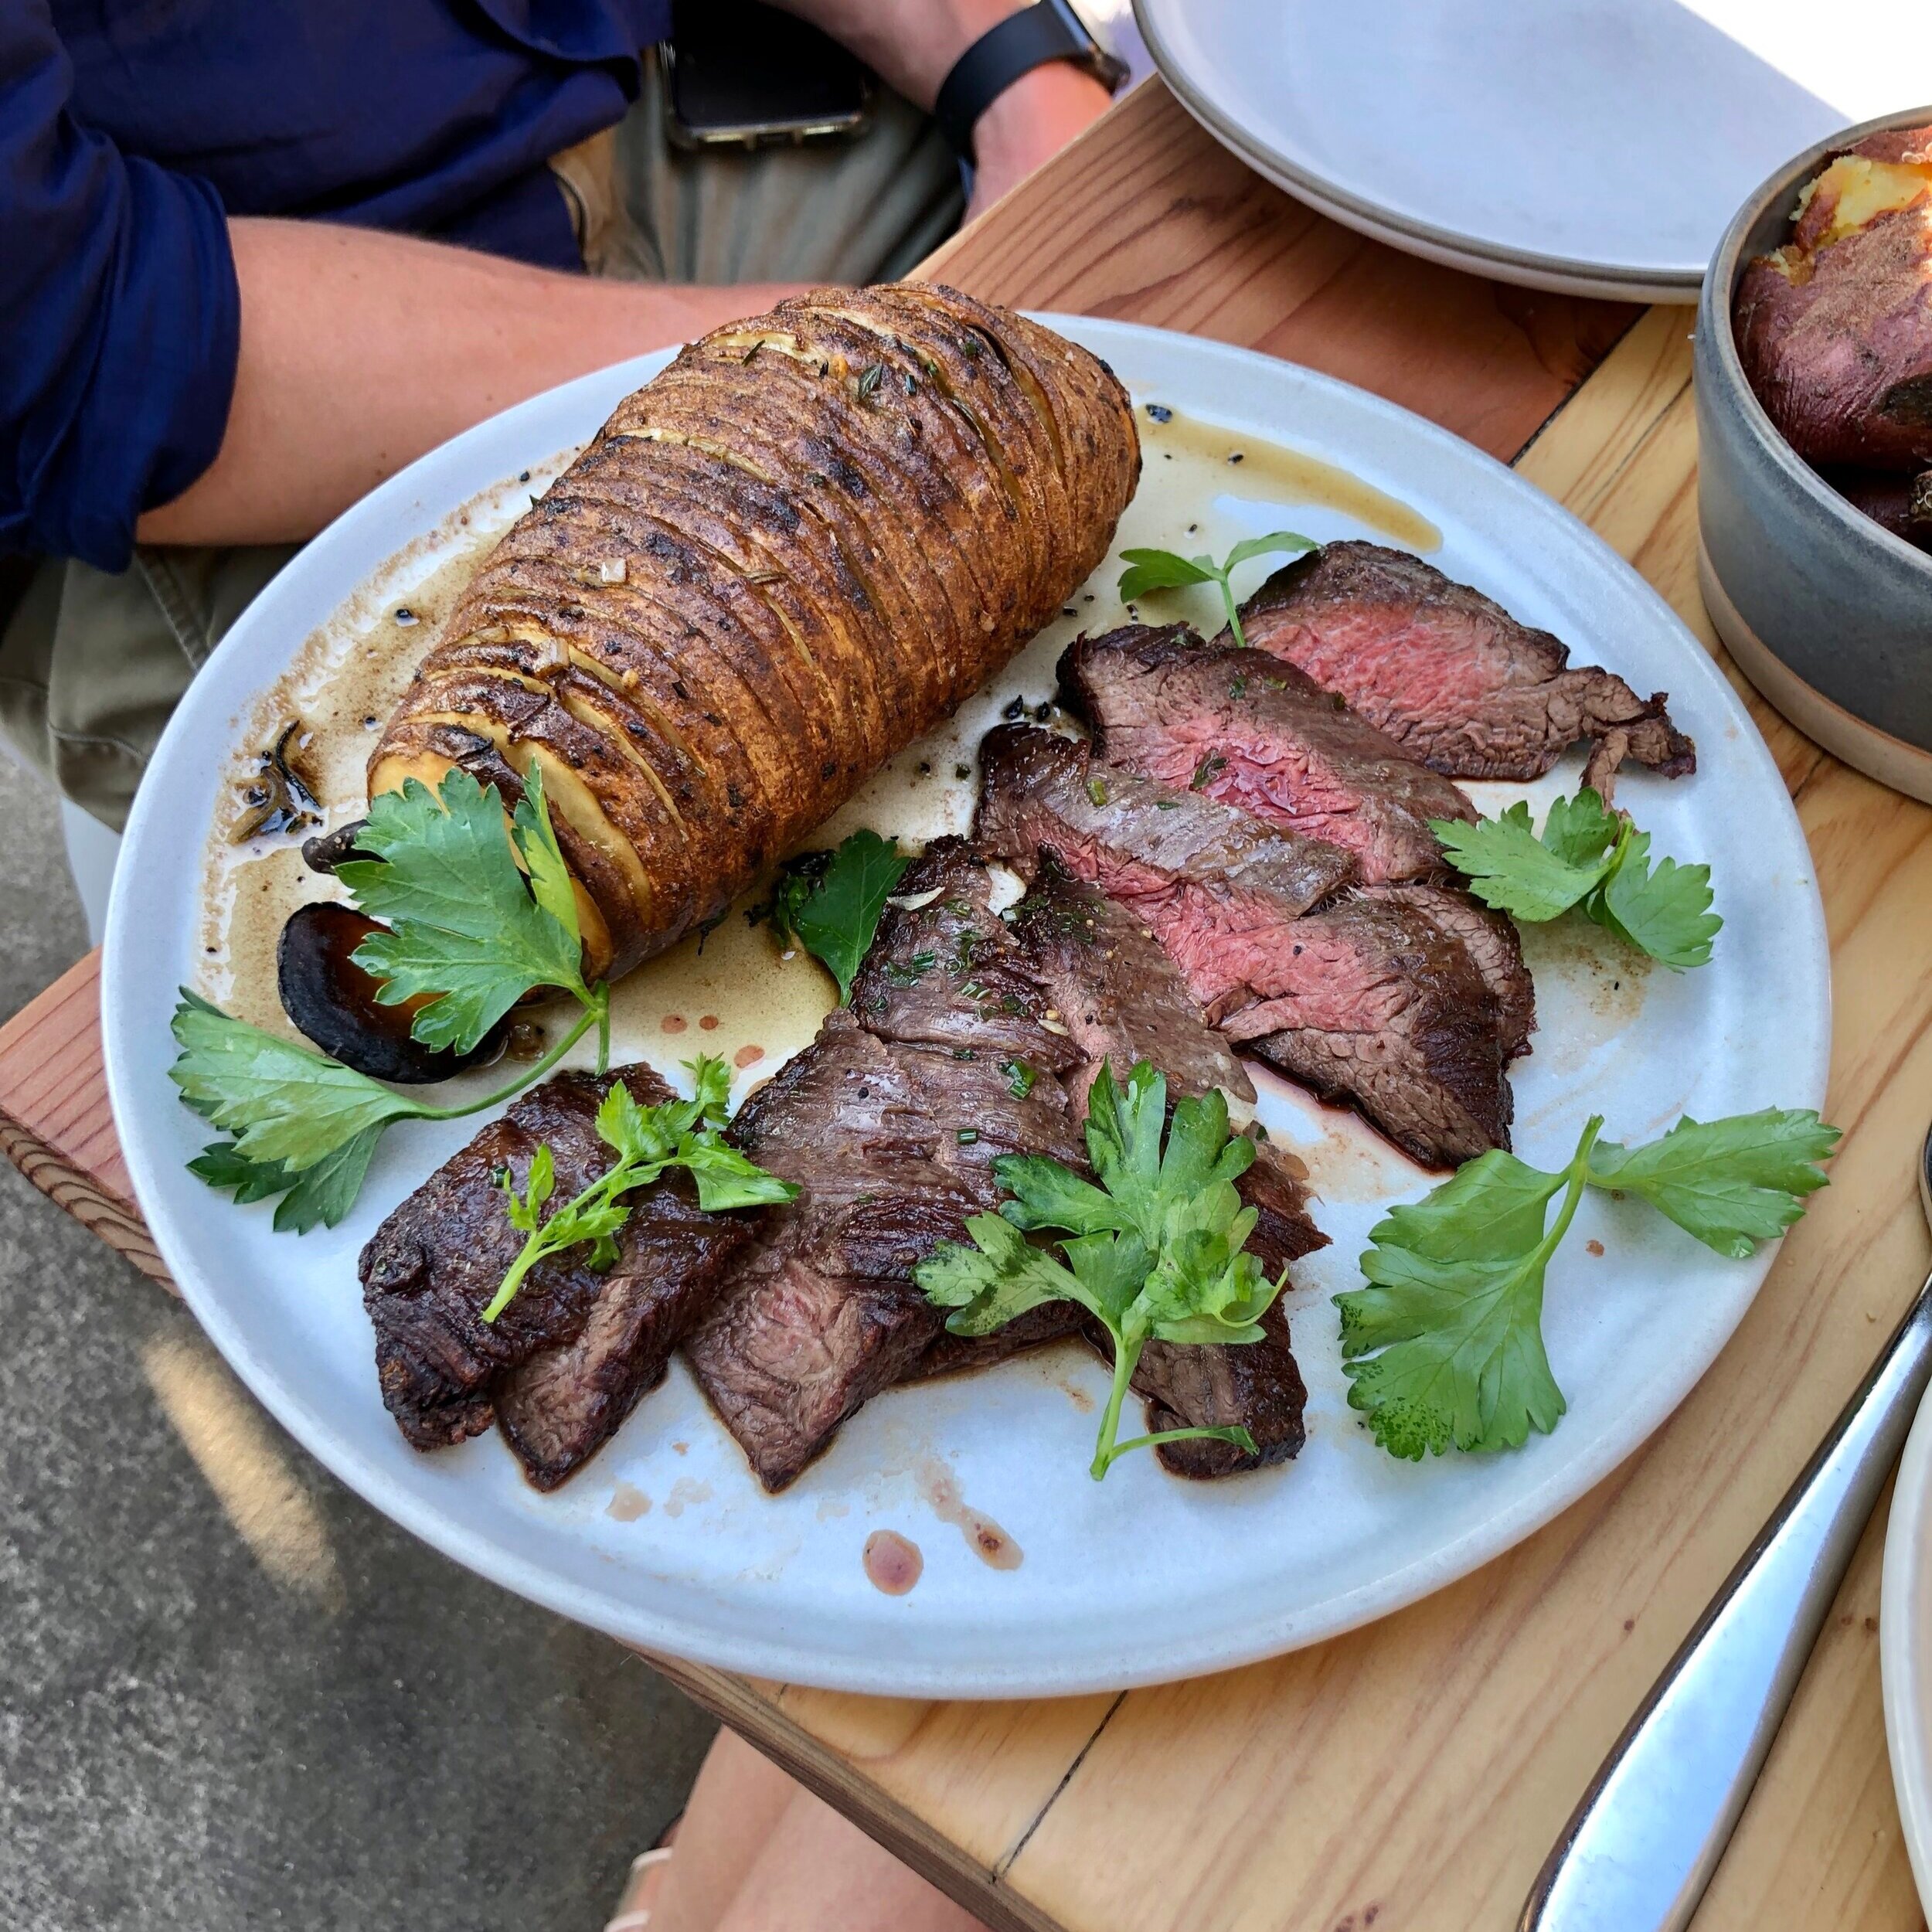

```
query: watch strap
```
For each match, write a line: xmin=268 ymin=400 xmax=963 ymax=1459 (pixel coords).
xmin=935 ymin=5 xmax=1115 ymax=161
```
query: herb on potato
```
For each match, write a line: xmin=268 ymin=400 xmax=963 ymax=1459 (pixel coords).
xmin=338 ymin=763 xmax=607 ymax=1057
xmin=1336 ymin=1107 xmax=1838 ymax=1460
xmin=1117 ymin=532 xmax=1316 ymax=649
xmin=485 ymin=1056 xmax=798 ymax=1321
xmin=1430 ymin=790 xmax=1722 ymax=969
xmin=761 ymin=829 xmax=912 ymax=999
xmin=175 ymin=764 xmax=613 ymax=1231
xmin=916 ymin=1063 xmax=1287 ymax=1479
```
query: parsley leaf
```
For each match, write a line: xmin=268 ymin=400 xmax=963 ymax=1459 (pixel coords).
xmin=1431 ymin=791 xmax=1720 ymax=970
xmin=1336 ymin=1105 xmax=1838 ymax=1460
xmin=484 ymin=1056 xmax=798 ymax=1320
xmin=189 ymin=1128 xmax=387 ymax=1235
xmin=1587 ymin=831 xmax=1723 ymax=971
xmin=172 ymin=762 xmax=621 ymax=1232
xmin=1337 ymin=1131 xmax=1593 ymax=1459
xmin=767 ymin=829 xmax=912 ymax=1000
xmin=170 ymin=992 xmax=424 ymax=1167
xmin=169 ymin=981 xmax=609 ymax=1233
xmin=1587 ymin=1109 xmax=1839 ymax=1259
xmin=1117 ymin=532 xmax=1317 ymax=648
xmin=338 ymin=765 xmax=592 ymax=1054
xmin=916 ymin=1063 xmax=1286 ymax=1478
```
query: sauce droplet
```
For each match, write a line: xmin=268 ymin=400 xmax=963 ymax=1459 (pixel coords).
xmin=607 ymin=1482 xmax=651 ymax=1521
xmin=699 ymin=1014 xmax=720 ymax=1030
xmin=863 ymin=1530 xmax=923 ymax=1595
xmin=917 ymin=1458 xmax=1023 ymax=1570
xmin=662 ymin=1013 xmax=688 ymax=1034
xmin=734 ymin=1043 xmax=765 ymax=1068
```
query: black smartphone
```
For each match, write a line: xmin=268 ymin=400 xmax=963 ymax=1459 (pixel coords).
xmin=662 ymin=0 xmax=872 ymax=148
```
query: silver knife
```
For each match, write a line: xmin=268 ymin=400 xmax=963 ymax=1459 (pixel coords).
xmin=1520 ymin=1123 xmax=1932 ymax=1932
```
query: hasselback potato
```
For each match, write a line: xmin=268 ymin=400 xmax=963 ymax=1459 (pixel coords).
xmin=368 ymin=284 xmax=1141 ymax=980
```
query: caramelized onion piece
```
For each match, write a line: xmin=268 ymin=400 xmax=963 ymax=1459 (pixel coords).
xmin=277 ymin=902 xmax=502 ymax=1084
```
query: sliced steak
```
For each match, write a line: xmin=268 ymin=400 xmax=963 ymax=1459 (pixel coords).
xmin=1124 ymin=1301 xmax=1309 ymax=1478
xmin=1363 ymin=880 xmax=1535 ymax=1062
xmin=1236 ymin=542 xmax=1696 ymax=794
xmin=1060 ymin=624 xmax=1475 ymax=883
xmin=976 ymin=726 xmax=1512 ymax=1165
xmin=1010 ymin=849 xmax=1255 ymax=1111
xmin=848 ymin=838 xmax=1083 ymax=1081
xmin=1223 ymin=894 xmax=1511 ymax=1166
xmin=974 ymin=722 xmax=1356 ymax=915
xmin=360 ymin=1066 xmax=751 ymax=1476
xmin=685 ymin=849 xmax=1090 ymax=1491
xmin=495 ymin=1182 xmax=750 ymax=1489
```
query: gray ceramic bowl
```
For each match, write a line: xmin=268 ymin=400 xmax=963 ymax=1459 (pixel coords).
xmin=1696 ymin=105 xmax=1932 ymax=802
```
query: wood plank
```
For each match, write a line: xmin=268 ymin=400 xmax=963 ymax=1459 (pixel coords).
xmin=0 ymin=951 xmax=169 ymax=1289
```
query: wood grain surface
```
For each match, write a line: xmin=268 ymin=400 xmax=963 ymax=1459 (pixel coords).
xmin=5 ymin=78 xmax=1927 ymax=1932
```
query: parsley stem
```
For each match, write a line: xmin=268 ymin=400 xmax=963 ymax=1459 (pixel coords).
xmin=415 ymin=998 xmax=603 ymax=1121
xmin=1544 ymin=1114 xmax=1606 ymax=1264
xmin=1216 ymin=570 xmax=1249 ymax=651
xmin=1107 ymin=1424 xmax=1261 ymax=1465
xmin=1090 ymin=1332 xmax=1145 ymax=1480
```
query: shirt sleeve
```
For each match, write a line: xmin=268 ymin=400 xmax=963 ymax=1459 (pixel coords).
xmin=1 ymin=2 xmax=240 ymax=571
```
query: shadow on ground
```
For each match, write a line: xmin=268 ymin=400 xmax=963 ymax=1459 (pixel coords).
xmin=0 ymin=757 xmax=715 ymax=1931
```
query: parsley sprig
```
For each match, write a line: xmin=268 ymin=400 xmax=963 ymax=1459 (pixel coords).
xmin=915 ymin=1063 xmax=1287 ymax=1479
xmin=1116 ymin=532 xmax=1316 ymax=649
xmin=485 ymin=1056 xmax=798 ymax=1321
xmin=1336 ymin=1107 xmax=1839 ymax=1460
xmin=338 ymin=763 xmax=609 ymax=1057
xmin=175 ymin=764 xmax=611 ymax=1232
xmin=1430 ymin=790 xmax=1721 ymax=969
xmin=759 ymin=828 xmax=911 ymax=1000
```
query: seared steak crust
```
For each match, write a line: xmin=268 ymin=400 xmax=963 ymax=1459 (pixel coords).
xmin=1363 ymin=880 xmax=1535 ymax=1062
xmin=360 ymin=1066 xmax=753 ymax=1478
xmin=1237 ymin=543 xmax=1695 ymax=794
xmin=1060 ymin=624 xmax=1475 ymax=883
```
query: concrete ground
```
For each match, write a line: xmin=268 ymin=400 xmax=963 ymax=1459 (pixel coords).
xmin=0 ymin=756 xmax=715 ymax=1930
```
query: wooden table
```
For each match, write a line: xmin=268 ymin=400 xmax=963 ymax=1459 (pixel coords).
xmin=7 ymin=80 xmax=1931 ymax=1932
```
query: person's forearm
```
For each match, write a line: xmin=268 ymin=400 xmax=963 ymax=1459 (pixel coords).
xmin=136 ymin=218 xmax=804 ymax=549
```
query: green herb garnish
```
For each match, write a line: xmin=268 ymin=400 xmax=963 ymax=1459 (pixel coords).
xmin=1116 ymin=532 xmax=1317 ymax=648
xmin=916 ymin=1063 xmax=1286 ymax=1479
xmin=485 ymin=1056 xmax=797 ymax=1321
xmin=338 ymin=763 xmax=608 ymax=1056
xmin=174 ymin=764 xmax=614 ymax=1232
xmin=764 ymin=828 xmax=913 ymax=1000
xmin=1430 ymin=790 xmax=1722 ymax=970
xmin=1335 ymin=1107 xmax=1838 ymax=1460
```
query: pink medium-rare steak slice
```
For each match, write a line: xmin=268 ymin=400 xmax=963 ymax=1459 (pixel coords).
xmin=1060 ymin=623 xmax=1477 ymax=883
xmin=974 ymin=726 xmax=1512 ymax=1166
xmin=1235 ymin=542 xmax=1696 ymax=796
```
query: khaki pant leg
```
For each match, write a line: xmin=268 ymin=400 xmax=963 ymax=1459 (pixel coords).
xmin=564 ymin=55 xmax=964 ymax=287
xmin=0 ymin=545 xmax=294 ymax=830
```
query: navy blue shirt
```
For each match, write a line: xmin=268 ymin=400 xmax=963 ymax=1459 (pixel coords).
xmin=2 ymin=0 xmax=672 ymax=570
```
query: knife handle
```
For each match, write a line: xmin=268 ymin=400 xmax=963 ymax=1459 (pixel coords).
xmin=1520 ymin=1270 xmax=1932 ymax=1932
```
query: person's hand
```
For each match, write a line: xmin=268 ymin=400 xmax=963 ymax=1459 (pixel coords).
xmin=772 ymin=0 xmax=1115 ymax=216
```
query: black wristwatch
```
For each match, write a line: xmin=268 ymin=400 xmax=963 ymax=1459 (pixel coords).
xmin=935 ymin=1 xmax=1128 ymax=162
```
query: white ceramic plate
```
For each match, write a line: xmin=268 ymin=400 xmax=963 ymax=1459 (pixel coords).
xmin=1883 ymin=1376 xmax=1932 ymax=1915
xmin=1134 ymin=0 xmax=1932 ymax=300
xmin=103 ymin=319 xmax=1828 ymax=1696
